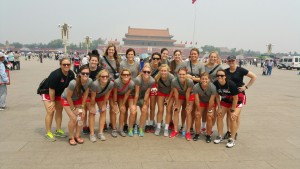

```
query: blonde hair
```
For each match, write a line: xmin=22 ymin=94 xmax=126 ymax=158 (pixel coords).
xmin=139 ymin=63 xmax=152 ymax=78
xmin=96 ymin=69 xmax=109 ymax=79
xmin=154 ymin=64 xmax=170 ymax=82
xmin=206 ymin=51 xmax=221 ymax=66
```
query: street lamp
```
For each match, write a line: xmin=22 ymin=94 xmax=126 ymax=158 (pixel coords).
xmin=58 ymin=23 xmax=72 ymax=54
xmin=84 ymin=36 xmax=92 ymax=54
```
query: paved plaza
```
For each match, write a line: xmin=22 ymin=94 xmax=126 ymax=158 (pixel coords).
xmin=0 ymin=58 xmax=300 ymax=169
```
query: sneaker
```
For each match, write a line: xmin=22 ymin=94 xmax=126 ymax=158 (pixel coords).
xmin=214 ymin=136 xmax=223 ymax=144
xmin=109 ymin=123 xmax=113 ymax=130
xmin=98 ymin=133 xmax=106 ymax=141
xmin=111 ymin=129 xmax=118 ymax=138
xmin=200 ymin=128 xmax=206 ymax=134
xmin=179 ymin=127 xmax=183 ymax=134
xmin=168 ymin=121 xmax=174 ymax=130
xmin=133 ymin=124 xmax=138 ymax=135
xmin=193 ymin=134 xmax=200 ymax=141
xmin=145 ymin=125 xmax=150 ymax=133
xmin=185 ymin=132 xmax=192 ymax=141
xmin=149 ymin=125 xmax=155 ymax=133
xmin=226 ymin=138 xmax=235 ymax=148
xmin=45 ymin=132 xmax=56 ymax=142
xmin=138 ymin=128 xmax=144 ymax=137
xmin=190 ymin=128 xmax=194 ymax=135
xmin=223 ymin=131 xmax=231 ymax=139
xmin=163 ymin=129 xmax=169 ymax=137
xmin=54 ymin=129 xmax=67 ymax=138
xmin=169 ymin=130 xmax=178 ymax=138
xmin=128 ymin=129 xmax=134 ymax=137
xmin=82 ymin=126 xmax=90 ymax=135
xmin=89 ymin=134 xmax=97 ymax=142
xmin=123 ymin=124 xmax=128 ymax=133
xmin=103 ymin=123 xmax=108 ymax=132
xmin=154 ymin=127 xmax=161 ymax=136
xmin=205 ymin=135 xmax=212 ymax=143
xmin=119 ymin=130 xmax=127 ymax=137
xmin=0 ymin=107 xmax=4 ymax=111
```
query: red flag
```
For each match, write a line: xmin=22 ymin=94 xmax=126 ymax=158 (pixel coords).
xmin=192 ymin=0 xmax=197 ymax=4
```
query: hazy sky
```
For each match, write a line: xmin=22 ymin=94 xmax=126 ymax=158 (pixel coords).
xmin=0 ymin=0 xmax=299 ymax=53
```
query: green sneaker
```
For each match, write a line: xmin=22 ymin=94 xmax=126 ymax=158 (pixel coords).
xmin=139 ymin=128 xmax=144 ymax=137
xmin=54 ymin=129 xmax=67 ymax=138
xmin=45 ymin=132 xmax=56 ymax=142
xmin=128 ymin=128 xmax=134 ymax=137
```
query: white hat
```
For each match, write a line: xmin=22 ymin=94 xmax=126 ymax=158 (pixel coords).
xmin=0 ymin=52 xmax=5 ymax=57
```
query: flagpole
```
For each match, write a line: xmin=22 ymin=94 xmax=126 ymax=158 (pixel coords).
xmin=192 ymin=1 xmax=197 ymax=47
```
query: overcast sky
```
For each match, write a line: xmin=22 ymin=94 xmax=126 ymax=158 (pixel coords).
xmin=0 ymin=0 xmax=299 ymax=53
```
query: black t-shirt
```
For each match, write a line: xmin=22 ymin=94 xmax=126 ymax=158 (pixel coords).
xmin=45 ymin=68 xmax=75 ymax=96
xmin=225 ymin=67 xmax=249 ymax=87
xmin=213 ymin=80 xmax=239 ymax=103
xmin=85 ymin=64 xmax=102 ymax=81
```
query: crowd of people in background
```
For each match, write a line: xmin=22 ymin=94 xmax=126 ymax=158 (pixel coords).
xmin=38 ymin=44 xmax=257 ymax=148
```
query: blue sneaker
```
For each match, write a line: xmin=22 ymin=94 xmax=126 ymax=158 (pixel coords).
xmin=133 ymin=124 xmax=138 ymax=135
xmin=128 ymin=128 xmax=134 ymax=137
xmin=139 ymin=128 xmax=144 ymax=137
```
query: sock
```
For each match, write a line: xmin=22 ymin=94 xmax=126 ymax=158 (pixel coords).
xmin=201 ymin=122 xmax=206 ymax=129
xmin=146 ymin=120 xmax=149 ymax=125
xmin=150 ymin=120 xmax=154 ymax=126
xmin=164 ymin=124 xmax=169 ymax=130
xmin=157 ymin=123 xmax=161 ymax=129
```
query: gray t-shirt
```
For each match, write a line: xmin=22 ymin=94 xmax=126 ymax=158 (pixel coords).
xmin=120 ymin=60 xmax=140 ymax=78
xmin=61 ymin=78 xmax=93 ymax=101
xmin=205 ymin=64 xmax=222 ymax=82
xmin=192 ymin=82 xmax=217 ymax=103
xmin=91 ymin=80 xmax=114 ymax=98
xmin=171 ymin=78 xmax=194 ymax=96
xmin=134 ymin=76 xmax=155 ymax=99
xmin=150 ymin=65 xmax=159 ymax=78
xmin=157 ymin=73 xmax=175 ymax=94
xmin=180 ymin=61 xmax=205 ymax=77
xmin=100 ymin=56 xmax=117 ymax=79
xmin=114 ymin=78 xmax=135 ymax=95
xmin=169 ymin=60 xmax=182 ymax=75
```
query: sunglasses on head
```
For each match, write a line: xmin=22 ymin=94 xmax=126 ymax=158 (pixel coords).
xmin=62 ymin=63 xmax=71 ymax=67
xmin=81 ymin=72 xmax=90 ymax=76
xmin=216 ymin=74 xmax=225 ymax=77
xmin=143 ymin=71 xmax=151 ymax=74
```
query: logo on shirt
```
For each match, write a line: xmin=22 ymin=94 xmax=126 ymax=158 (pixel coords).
xmin=60 ymin=78 xmax=64 ymax=83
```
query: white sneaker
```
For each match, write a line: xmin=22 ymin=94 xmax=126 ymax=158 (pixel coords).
xmin=98 ymin=133 xmax=106 ymax=141
xmin=214 ymin=136 xmax=223 ymax=144
xmin=154 ymin=127 xmax=161 ymax=136
xmin=163 ymin=129 xmax=169 ymax=137
xmin=226 ymin=138 xmax=235 ymax=148
xmin=89 ymin=134 xmax=97 ymax=142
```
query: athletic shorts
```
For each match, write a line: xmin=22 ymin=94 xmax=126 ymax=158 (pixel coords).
xmin=178 ymin=94 xmax=195 ymax=101
xmin=199 ymin=102 xmax=216 ymax=108
xmin=220 ymin=101 xmax=243 ymax=108
xmin=60 ymin=98 xmax=83 ymax=106
xmin=41 ymin=94 xmax=61 ymax=101
xmin=86 ymin=97 xmax=91 ymax=103
xmin=150 ymin=84 xmax=158 ymax=96
xmin=95 ymin=95 xmax=105 ymax=102
xmin=157 ymin=91 xmax=171 ymax=97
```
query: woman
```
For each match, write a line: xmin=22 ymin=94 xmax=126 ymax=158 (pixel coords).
xmin=129 ymin=64 xmax=155 ymax=137
xmin=120 ymin=48 xmax=140 ymax=133
xmin=82 ymin=49 xmax=102 ymax=135
xmin=201 ymin=51 xmax=222 ymax=134
xmin=213 ymin=69 xmax=241 ymax=148
xmin=89 ymin=69 xmax=114 ymax=142
xmin=170 ymin=68 xmax=194 ymax=141
xmin=146 ymin=52 xmax=161 ymax=133
xmin=223 ymin=55 xmax=257 ymax=139
xmin=100 ymin=44 xmax=120 ymax=132
xmin=113 ymin=69 xmax=135 ymax=137
xmin=181 ymin=48 xmax=205 ymax=135
xmin=61 ymin=65 xmax=92 ymax=145
xmin=160 ymin=48 xmax=169 ymax=65
xmin=154 ymin=64 xmax=175 ymax=137
xmin=41 ymin=58 xmax=75 ymax=142
xmin=193 ymin=72 xmax=217 ymax=142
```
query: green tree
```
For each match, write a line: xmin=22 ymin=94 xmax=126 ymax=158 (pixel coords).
xmin=47 ymin=39 xmax=63 ymax=48
xmin=89 ymin=38 xmax=106 ymax=50
xmin=200 ymin=45 xmax=220 ymax=54
xmin=12 ymin=42 xmax=23 ymax=48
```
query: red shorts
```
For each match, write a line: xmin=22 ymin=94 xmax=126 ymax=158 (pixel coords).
xmin=95 ymin=95 xmax=105 ymax=102
xmin=117 ymin=95 xmax=134 ymax=100
xmin=157 ymin=91 xmax=170 ymax=97
xmin=41 ymin=94 xmax=61 ymax=101
xmin=61 ymin=98 xmax=83 ymax=106
xmin=150 ymin=84 xmax=158 ymax=96
xmin=178 ymin=94 xmax=195 ymax=101
xmin=199 ymin=102 xmax=216 ymax=108
xmin=220 ymin=101 xmax=243 ymax=108
xmin=86 ymin=97 xmax=91 ymax=103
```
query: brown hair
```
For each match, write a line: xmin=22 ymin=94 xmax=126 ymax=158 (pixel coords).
xmin=104 ymin=44 xmax=120 ymax=72
xmin=74 ymin=65 xmax=90 ymax=96
xmin=177 ymin=68 xmax=188 ymax=91
xmin=170 ymin=50 xmax=181 ymax=74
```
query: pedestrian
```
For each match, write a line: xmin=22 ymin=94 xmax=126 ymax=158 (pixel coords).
xmin=267 ymin=60 xmax=274 ymax=75
xmin=0 ymin=52 xmax=9 ymax=111
xmin=14 ymin=51 xmax=20 ymax=70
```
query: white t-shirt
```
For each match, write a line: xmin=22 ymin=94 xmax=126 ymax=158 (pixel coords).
xmin=81 ymin=57 xmax=89 ymax=65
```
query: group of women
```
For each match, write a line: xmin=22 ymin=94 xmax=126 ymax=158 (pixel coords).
xmin=41 ymin=44 xmax=256 ymax=148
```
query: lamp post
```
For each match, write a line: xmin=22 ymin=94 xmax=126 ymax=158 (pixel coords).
xmin=58 ymin=23 xmax=72 ymax=55
xmin=84 ymin=36 xmax=92 ymax=54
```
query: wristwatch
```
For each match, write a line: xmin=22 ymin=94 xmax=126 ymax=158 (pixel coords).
xmin=230 ymin=109 xmax=235 ymax=113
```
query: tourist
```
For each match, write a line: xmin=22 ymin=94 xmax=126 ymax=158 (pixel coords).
xmin=0 ymin=52 xmax=9 ymax=111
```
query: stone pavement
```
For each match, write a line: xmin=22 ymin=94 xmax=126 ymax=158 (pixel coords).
xmin=0 ymin=58 xmax=299 ymax=169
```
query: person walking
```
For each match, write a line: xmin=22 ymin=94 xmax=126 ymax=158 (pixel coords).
xmin=0 ymin=52 xmax=9 ymax=111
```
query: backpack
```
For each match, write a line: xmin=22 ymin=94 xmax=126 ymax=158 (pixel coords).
xmin=37 ymin=78 xmax=49 ymax=95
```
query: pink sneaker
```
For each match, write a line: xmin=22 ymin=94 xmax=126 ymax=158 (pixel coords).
xmin=185 ymin=132 xmax=191 ymax=141
xmin=169 ymin=130 xmax=178 ymax=138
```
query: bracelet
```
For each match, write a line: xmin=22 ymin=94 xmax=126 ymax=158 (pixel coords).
xmin=208 ymin=110 xmax=213 ymax=113
xmin=71 ymin=107 xmax=76 ymax=111
xmin=245 ymin=86 xmax=248 ymax=89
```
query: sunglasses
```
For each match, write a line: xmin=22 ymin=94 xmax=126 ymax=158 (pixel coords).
xmin=122 ymin=74 xmax=131 ymax=77
xmin=216 ymin=74 xmax=225 ymax=77
xmin=152 ymin=57 xmax=160 ymax=60
xmin=62 ymin=64 xmax=71 ymax=67
xmin=143 ymin=71 xmax=151 ymax=74
xmin=178 ymin=74 xmax=186 ymax=76
xmin=100 ymin=75 xmax=109 ymax=78
xmin=81 ymin=72 xmax=90 ymax=76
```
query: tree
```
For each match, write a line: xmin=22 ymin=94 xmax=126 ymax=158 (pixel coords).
xmin=12 ymin=42 xmax=23 ymax=48
xmin=200 ymin=45 xmax=220 ymax=54
xmin=47 ymin=39 xmax=63 ymax=48
xmin=89 ymin=38 xmax=106 ymax=50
